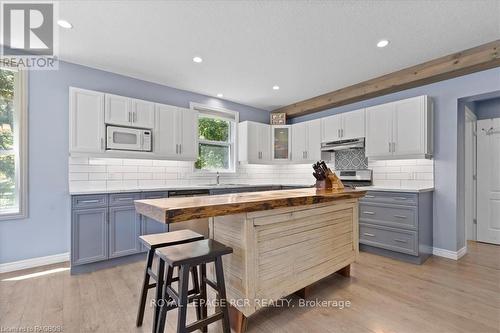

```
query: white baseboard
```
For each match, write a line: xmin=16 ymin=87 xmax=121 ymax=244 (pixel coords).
xmin=0 ymin=252 xmax=70 ymax=274
xmin=432 ymin=246 xmax=467 ymax=260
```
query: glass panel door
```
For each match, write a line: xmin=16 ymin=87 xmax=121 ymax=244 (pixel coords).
xmin=273 ymin=126 xmax=291 ymax=160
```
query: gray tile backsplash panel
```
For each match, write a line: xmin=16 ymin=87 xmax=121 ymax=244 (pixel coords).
xmin=335 ymin=148 xmax=368 ymax=170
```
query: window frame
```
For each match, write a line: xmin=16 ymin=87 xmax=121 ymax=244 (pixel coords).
xmin=190 ymin=102 xmax=238 ymax=173
xmin=0 ymin=67 xmax=28 ymax=221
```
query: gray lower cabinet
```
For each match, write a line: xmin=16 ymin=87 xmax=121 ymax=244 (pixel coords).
xmin=109 ymin=206 xmax=141 ymax=258
xmin=359 ymin=190 xmax=433 ymax=264
xmin=71 ymin=206 xmax=108 ymax=265
xmin=71 ymin=192 xmax=144 ymax=266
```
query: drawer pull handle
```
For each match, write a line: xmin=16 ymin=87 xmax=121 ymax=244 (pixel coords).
xmin=363 ymin=233 xmax=375 ymax=237
xmin=394 ymin=197 xmax=408 ymax=200
xmin=394 ymin=239 xmax=408 ymax=243
xmin=394 ymin=215 xmax=407 ymax=219
xmin=365 ymin=195 xmax=376 ymax=198
xmin=117 ymin=197 xmax=133 ymax=201
xmin=80 ymin=199 xmax=100 ymax=204
xmin=363 ymin=211 xmax=375 ymax=215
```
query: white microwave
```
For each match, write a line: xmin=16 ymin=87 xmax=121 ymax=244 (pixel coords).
xmin=106 ymin=126 xmax=152 ymax=152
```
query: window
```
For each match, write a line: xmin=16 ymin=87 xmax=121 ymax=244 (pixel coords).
xmin=191 ymin=103 xmax=238 ymax=172
xmin=0 ymin=67 xmax=27 ymax=220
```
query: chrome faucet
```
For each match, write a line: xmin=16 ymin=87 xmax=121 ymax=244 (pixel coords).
xmin=216 ymin=171 xmax=220 ymax=185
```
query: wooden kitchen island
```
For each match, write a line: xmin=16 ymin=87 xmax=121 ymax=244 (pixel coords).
xmin=135 ymin=188 xmax=366 ymax=332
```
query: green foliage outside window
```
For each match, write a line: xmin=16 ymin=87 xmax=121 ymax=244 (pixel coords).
xmin=0 ymin=68 xmax=16 ymax=209
xmin=195 ymin=117 xmax=231 ymax=170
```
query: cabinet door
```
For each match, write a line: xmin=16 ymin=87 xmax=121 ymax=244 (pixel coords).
xmin=393 ymin=97 xmax=424 ymax=156
xmin=69 ymin=88 xmax=105 ymax=153
xmin=365 ymin=103 xmax=394 ymax=158
xmin=109 ymin=206 xmax=141 ymax=258
xmin=105 ymin=94 xmax=132 ymax=126
xmin=292 ymin=122 xmax=306 ymax=162
xmin=259 ymin=123 xmax=272 ymax=162
xmin=132 ymin=99 xmax=155 ymax=128
xmin=272 ymin=126 xmax=291 ymax=160
xmin=71 ymin=208 xmax=108 ymax=265
xmin=154 ymin=104 xmax=178 ymax=157
xmin=179 ymin=108 xmax=198 ymax=160
xmin=246 ymin=122 xmax=262 ymax=163
xmin=306 ymin=119 xmax=322 ymax=161
xmin=342 ymin=109 xmax=365 ymax=140
xmin=321 ymin=114 xmax=342 ymax=142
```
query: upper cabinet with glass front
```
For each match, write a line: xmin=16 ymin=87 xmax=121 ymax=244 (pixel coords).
xmin=272 ymin=125 xmax=292 ymax=161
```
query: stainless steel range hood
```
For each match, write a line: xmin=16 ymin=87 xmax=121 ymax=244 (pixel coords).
xmin=321 ymin=138 xmax=365 ymax=152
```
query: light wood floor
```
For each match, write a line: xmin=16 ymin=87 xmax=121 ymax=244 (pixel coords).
xmin=1 ymin=241 xmax=499 ymax=333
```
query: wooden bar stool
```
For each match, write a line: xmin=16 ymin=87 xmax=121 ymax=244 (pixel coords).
xmin=155 ymin=239 xmax=233 ymax=333
xmin=136 ymin=229 xmax=204 ymax=329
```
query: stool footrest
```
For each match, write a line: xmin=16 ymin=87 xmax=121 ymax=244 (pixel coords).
xmin=147 ymin=283 xmax=156 ymax=289
xmin=147 ymin=268 xmax=157 ymax=281
xmin=186 ymin=311 xmax=224 ymax=332
xmin=205 ymin=278 xmax=219 ymax=291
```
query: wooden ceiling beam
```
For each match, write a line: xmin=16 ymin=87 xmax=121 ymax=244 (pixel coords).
xmin=274 ymin=40 xmax=500 ymax=118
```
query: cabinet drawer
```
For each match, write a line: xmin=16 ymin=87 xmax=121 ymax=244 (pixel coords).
xmin=72 ymin=194 xmax=107 ymax=209
xmin=142 ymin=191 xmax=168 ymax=199
xmin=361 ymin=191 xmax=417 ymax=206
xmin=109 ymin=193 xmax=141 ymax=207
xmin=360 ymin=223 xmax=418 ymax=255
xmin=359 ymin=203 xmax=417 ymax=230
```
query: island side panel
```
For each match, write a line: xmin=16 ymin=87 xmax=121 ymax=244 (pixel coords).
xmin=210 ymin=199 xmax=359 ymax=318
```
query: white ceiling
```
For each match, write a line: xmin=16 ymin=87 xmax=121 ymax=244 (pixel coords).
xmin=58 ymin=0 xmax=500 ymax=111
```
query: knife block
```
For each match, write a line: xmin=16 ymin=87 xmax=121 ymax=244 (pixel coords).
xmin=315 ymin=171 xmax=344 ymax=190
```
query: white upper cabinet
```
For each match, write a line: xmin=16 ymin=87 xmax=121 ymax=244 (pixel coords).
xmin=178 ymin=107 xmax=198 ymax=160
xmin=105 ymin=94 xmax=155 ymax=129
xmin=321 ymin=114 xmax=342 ymax=142
xmin=105 ymin=94 xmax=132 ymax=126
xmin=342 ymin=109 xmax=365 ymax=140
xmin=272 ymin=125 xmax=292 ymax=161
xmin=366 ymin=96 xmax=433 ymax=160
xmin=131 ymin=99 xmax=155 ymax=128
xmin=292 ymin=119 xmax=321 ymax=162
xmin=238 ymin=121 xmax=271 ymax=164
xmin=154 ymin=104 xmax=178 ymax=158
xmin=154 ymin=104 xmax=198 ymax=160
xmin=69 ymin=88 xmax=105 ymax=153
xmin=365 ymin=104 xmax=393 ymax=158
xmin=321 ymin=109 xmax=365 ymax=142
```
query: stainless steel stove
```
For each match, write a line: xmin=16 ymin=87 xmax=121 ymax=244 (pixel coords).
xmin=337 ymin=169 xmax=372 ymax=188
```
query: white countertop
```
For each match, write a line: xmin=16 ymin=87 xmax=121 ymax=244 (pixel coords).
xmin=69 ymin=184 xmax=314 ymax=195
xmin=360 ymin=185 xmax=434 ymax=193
xmin=70 ymin=183 xmax=434 ymax=195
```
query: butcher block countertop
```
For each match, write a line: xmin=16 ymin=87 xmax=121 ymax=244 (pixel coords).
xmin=134 ymin=187 xmax=366 ymax=223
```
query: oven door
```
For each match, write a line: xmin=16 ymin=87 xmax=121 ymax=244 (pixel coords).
xmin=106 ymin=126 xmax=143 ymax=151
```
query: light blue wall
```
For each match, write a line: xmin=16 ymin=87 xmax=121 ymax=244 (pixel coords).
xmin=474 ymin=97 xmax=500 ymax=119
xmin=292 ymin=67 xmax=500 ymax=252
xmin=0 ymin=61 xmax=269 ymax=264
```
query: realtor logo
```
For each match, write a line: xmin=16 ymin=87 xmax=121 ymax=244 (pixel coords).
xmin=2 ymin=2 xmax=54 ymax=55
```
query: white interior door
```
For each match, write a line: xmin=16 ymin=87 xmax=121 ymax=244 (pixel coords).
xmin=477 ymin=118 xmax=500 ymax=245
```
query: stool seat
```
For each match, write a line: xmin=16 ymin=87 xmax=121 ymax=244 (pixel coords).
xmin=139 ymin=229 xmax=204 ymax=250
xmin=156 ymin=239 xmax=233 ymax=266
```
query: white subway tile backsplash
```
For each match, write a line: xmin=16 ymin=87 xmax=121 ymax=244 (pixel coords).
xmin=122 ymin=159 xmax=153 ymax=166
xmin=369 ymin=158 xmax=434 ymax=187
xmin=69 ymin=165 xmax=106 ymax=173
xmin=88 ymin=173 xmax=107 ymax=181
xmin=107 ymin=165 xmax=138 ymax=173
xmin=69 ymin=173 xmax=89 ymax=181
xmin=68 ymin=156 xmax=433 ymax=193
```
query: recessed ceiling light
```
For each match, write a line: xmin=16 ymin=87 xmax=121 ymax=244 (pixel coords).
xmin=217 ymin=93 xmax=223 ymax=98
xmin=377 ymin=39 xmax=390 ymax=48
xmin=57 ymin=19 xmax=73 ymax=29
xmin=193 ymin=56 xmax=203 ymax=63
xmin=272 ymin=85 xmax=280 ymax=90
